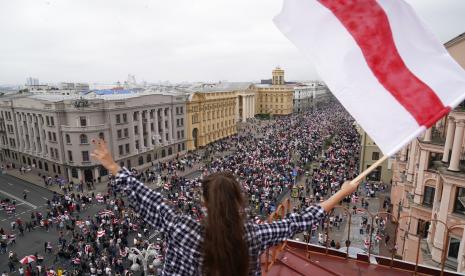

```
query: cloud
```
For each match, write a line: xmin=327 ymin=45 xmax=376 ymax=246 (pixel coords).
xmin=0 ymin=0 xmax=464 ymax=85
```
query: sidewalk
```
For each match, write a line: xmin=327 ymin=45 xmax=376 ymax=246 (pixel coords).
xmin=4 ymin=168 xmax=107 ymax=195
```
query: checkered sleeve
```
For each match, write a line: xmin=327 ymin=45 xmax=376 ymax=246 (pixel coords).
xmin=114 ymin=167 xmax=177 ymax=233
xmin=255 ymin=205 xmax=325 ymax=251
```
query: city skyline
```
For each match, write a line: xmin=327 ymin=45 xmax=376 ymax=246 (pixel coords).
xmin=1 ymin=0 xmax=465 ymax=85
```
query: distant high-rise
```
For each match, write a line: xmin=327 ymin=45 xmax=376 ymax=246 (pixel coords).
xmin=26 ymin=77 xmax=39 ymax=86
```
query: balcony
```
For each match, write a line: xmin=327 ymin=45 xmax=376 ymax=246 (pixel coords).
xmin=61 ymin=124 xmax=108 ymax=132
xmin=263 ymin=200 xmax=464 ymax=276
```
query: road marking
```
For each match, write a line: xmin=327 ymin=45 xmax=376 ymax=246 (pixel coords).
xmin=0 ymin=189 xmax=37 ymax=209
xmin=8 ymin=183 xmax=13 ymax=186
xmin=16 ymin=202 xmax=25 ymax=206
xmin=42 ymin=197 xmax=48 ymax=201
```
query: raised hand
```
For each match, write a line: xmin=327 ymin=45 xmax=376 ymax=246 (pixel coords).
xmin=91 ymin=138 xmax=121 ymax=175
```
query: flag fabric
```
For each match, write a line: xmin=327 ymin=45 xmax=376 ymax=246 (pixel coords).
xmin=274 ymin=0 xmax=465 ymax=156
xmin=97 ymin=230 xmax=105 ymax=238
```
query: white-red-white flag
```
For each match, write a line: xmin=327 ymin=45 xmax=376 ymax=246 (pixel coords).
xmin=97 ymin=230 xmax=105 ymax=238
xmin=274 ymin=0 xmax=465 ymax=156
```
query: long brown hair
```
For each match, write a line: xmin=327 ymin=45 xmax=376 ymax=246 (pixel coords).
xmin=201 ymin=172 xmax=249 ymax=276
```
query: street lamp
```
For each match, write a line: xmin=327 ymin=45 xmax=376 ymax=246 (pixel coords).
xmin=128 ymin=244 xmax=161 ymax=275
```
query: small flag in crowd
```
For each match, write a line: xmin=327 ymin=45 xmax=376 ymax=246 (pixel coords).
xmin=97 ymin=230 xmax=105 ymax=238
xmin=274 ymin=0 xmax=465 ymax=156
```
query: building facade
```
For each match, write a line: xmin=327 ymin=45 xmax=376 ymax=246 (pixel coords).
xmin=293 ymin=82 xmax=331 ymax=113
xmin=390 ymin=33 xmax=465 ymax=273
xmin=356 ymin=125 xmax=392 ymax=183
xmin=0 ymin=92 xmax=187 ymax=184
xmin=255 ymin=67 xmax=294 ymax=115
xmin=185 ymin=82 xmax=255 ymax=151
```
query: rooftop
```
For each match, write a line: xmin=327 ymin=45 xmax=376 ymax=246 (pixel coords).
xmin=445 ymin=32 xmax=465 ymax=48
xmin=185 ymin=82 xmax=253 ymax=93
xmin=262 ymin=240 xmax=463 ymax=276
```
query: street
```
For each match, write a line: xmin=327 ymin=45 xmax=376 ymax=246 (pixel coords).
xmin=0 ymin=173 xmax=55 ymax=229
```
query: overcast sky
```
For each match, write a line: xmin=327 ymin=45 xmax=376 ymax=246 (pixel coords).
xmin=0 ymin=0 xmax=464 ymax=85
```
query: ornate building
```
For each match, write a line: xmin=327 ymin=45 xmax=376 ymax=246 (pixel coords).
xmin=255 ymin=67 xmax=294 ymax=115
xmin=390 ymin=32 xmax=465 ymax=273
xmin=0 ymin=92 xmax=187 ymax=183
xmin=185 ymin=83 xmax=255 ymax=151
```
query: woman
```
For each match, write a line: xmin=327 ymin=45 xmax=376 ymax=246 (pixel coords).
xmin=91 ymin=139 xmax=357 ymax=276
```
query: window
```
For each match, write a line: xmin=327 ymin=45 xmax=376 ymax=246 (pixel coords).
xmin=99 ymin=132 xmax=105 ymax=140
xmin=80 ymin=134 xmax=88 ymax=144
xmin=453 ymin=187 xmax=465 ymax=215
xmin=46 ymin=116 xmax=50 ymax=126
xmin=134 ymin=126 xmax=138 ymax=135
xmin=125 ymin=144 xmax=130 ymax=154
xmin=68 ymin=150 xmax=73 ymax=162
xmin=71 ymin=168 xmax=78 ymax=178
xmin=44 ymin=162 xmax=49 ymax=171
xmin=135 ymin=141 xmax=139 ymax=150
xmin=52 ymin=132 xmax=57 ymax=142
xmin=138 ymin=156 xmax=144 ymax=165
xmin=80 ymin=116 xmax=87 ymax=127
xmin=116 ymin=114 xmax=121 ymax=124
xmin=117 ymin=130 xmax=122 ymax=139
xmin=127 ymin=160 xmax=131 ymax=169
xmin=122 ymin=113 xmax=127 ymax=123
xmin=50 ymin=117 xmax=54 ymax=126
xmin=119 ymin=145 xmax=124 ymax=155
xmin=82 ymin=151 xmax=89 ymax=162
xmin=65 ymin=134 xmax=71 ymax=144
xmin=124 ymin=128 xmax=129 ymax=138
xmin=147 ymin=154 xmax=151 ymax=163
xmin=448 ymin=237 xmax=460 ymax=260
xmin=48 ymin=131 xmax=52 ymax=140
xmin=372 ymin=152 xmax=380 ymax=160
xmin=423 ymin=186 xmax=435 ymax=207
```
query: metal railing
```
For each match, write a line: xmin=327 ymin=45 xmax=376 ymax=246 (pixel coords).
xmin=263 ymin=202 xmax=465 ymax=275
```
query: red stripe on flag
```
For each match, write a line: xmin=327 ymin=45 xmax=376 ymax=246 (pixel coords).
xmin=318 ymin=0 xmax=450 ymax=127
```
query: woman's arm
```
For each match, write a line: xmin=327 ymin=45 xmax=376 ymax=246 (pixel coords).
xmin=91 ymin=139 xmax=177 ymax=232
xmin=256 ymin=181 xmax=357 ymax=250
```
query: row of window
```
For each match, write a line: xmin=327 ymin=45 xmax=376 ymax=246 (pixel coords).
xmin=118 ymin=144 xmax=131 ymax=156
xmin=49 ymin=147 xmax=59 ymax=160
xmin=115 ymin=108 xmax=184 ymax=125
xmin=67 ymin=150 xmax=90 ymax=163
xmin=118 ymin=143 xmax=186 ymax=169
xmin=1 ymin=111 xmax=12 ymax=120
xmin=65 ymin=133 xmax=104 ymax=145
xmin=421 ymin=186 xmax=465 ymax=217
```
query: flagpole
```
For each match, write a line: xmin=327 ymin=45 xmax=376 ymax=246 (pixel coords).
xmin=349 ymin=155 xmax=390 ymax=186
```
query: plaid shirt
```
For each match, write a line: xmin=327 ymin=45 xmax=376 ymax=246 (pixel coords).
xmin=114 ymin=168 xmax=325 ymax=275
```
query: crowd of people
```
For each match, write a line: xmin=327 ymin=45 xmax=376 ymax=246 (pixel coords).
xmin=0 ymin=102 xmax=385 ymax=275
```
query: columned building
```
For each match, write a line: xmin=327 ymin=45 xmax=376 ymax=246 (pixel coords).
xmin=255 ymin=67 xmax=294 ymax=115
xmin=185 ymin=82 xmax=254 ymax=151
xmin=390 ymin=32 xmax=465 ymax=273
xmin=0 ymin=92 xmax=187 ymax=184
